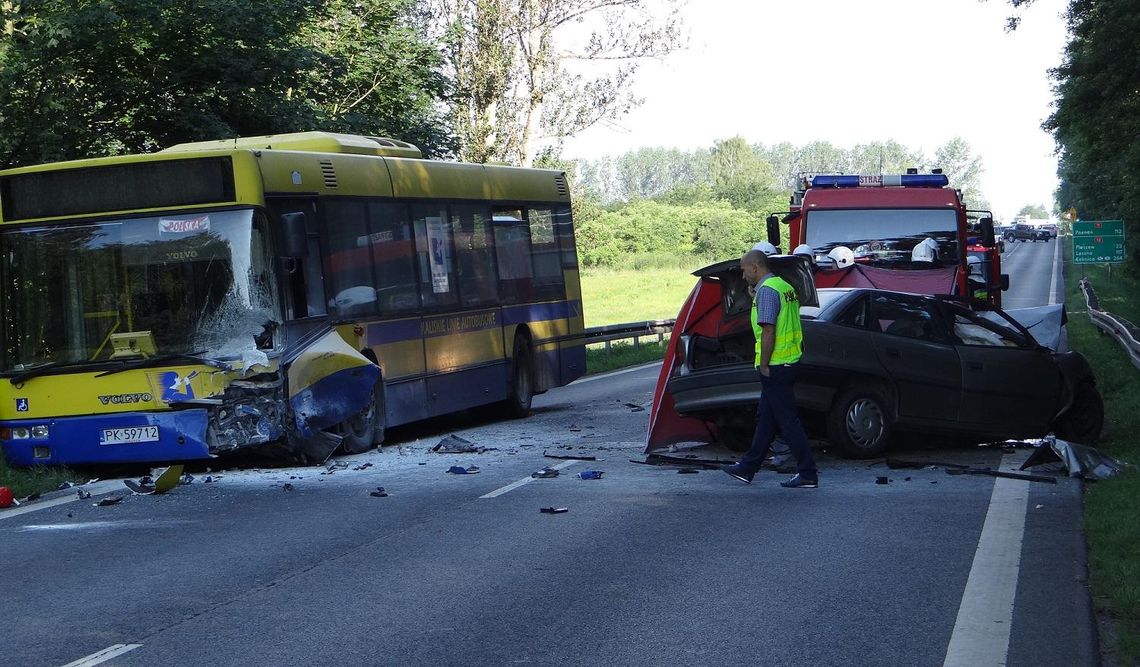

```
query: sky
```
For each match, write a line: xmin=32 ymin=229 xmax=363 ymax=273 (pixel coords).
xmin=561 ymin=0 xmax=1071 ymax=222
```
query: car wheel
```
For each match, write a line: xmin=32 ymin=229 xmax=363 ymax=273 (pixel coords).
xmin=337 ymin=378 xmax=381 ymax=454
xmin=1054 ymin=381 xmax=1103 ymax=444
xmin=827 ymin=385 xmax=891 ymax=459
xmin=502 ymin=334 xmax=534 ymax=418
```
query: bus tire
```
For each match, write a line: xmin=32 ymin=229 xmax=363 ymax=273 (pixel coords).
xmin=337 ymin=377 xmax=382 ymax=454
xmin=503 ymin=334 xmax=534 ymax=418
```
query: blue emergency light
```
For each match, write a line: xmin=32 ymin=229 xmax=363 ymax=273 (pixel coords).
xmin=811 ymin=174 xmax=949 ymax=188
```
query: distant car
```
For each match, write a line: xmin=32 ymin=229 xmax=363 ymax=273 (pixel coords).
xmin=1010 ymin=223 xmax=1045 ymax=242
xmin=1042 ymin=224 xmax=1058 ymax=239
xmin=649 ymin=258 xmax=1104 ymax=458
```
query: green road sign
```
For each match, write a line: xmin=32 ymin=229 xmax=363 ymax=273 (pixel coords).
xmin=1073 ymin=219 xmax=1125 ymax=264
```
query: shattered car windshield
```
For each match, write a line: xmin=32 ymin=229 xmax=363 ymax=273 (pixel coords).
xmin=805 ymin=209 xmax=960 ymax=265
xmin=0 ymin=209 xmax=280 ymax=371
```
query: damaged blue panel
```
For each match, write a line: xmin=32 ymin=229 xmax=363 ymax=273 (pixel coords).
xmin=0 ymin=409 xmax=210 ymax=466
xmin=290 ymin=364 xmax=380 ymax=438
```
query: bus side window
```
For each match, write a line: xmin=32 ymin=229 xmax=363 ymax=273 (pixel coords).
xmin=368 ymin=202 xmax=419 ymax=314
xmin=412 ymin=203 xmax=459 ymax=309
xmin=322 ymin=200 xmax=377 ymax=318
xmin=528 ymin=207 xmax=564 ymax=300
xmin=492 ymin=207 xmax=533 ymax=304
xmin=553 ymin=205 xmax=577 ymax=270
xmin=450 ymin=203 xmax=499 ymax=307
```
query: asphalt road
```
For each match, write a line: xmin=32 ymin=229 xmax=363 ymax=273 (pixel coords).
xmin=0 ymin=238 xmax=1097 ymax=666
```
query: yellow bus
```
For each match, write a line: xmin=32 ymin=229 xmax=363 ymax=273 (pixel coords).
xmin=0 ymin=132 xmax=585 ymax=465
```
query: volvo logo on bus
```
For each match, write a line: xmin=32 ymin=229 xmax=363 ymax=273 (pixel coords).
xmin=98 ymin=393 xmax=154 ymax=405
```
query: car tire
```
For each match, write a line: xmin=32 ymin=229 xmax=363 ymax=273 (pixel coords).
xmin=827 ymin=385 xmax=891 ymax=459
xmin=502 ymin=334 xmax=534 ymax=418
xmin=337 ymin=377 xmax=382 ymax=454
xmin=1054 ymin=381 xmax=1104 ymax=444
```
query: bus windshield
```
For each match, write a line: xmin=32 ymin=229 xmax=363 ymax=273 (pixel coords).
xmin=0 ymin=208 xmax=279 ymax=371
xmin=804 ymin=208 xmax=960 ymax=265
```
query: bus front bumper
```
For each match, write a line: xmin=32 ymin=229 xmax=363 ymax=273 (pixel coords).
xmin=0 ymin=409 xmax=210 ymax=466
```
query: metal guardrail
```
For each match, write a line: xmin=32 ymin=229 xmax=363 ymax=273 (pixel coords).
xmin=1080 ymin=278 xmax=1140 ymax=370
xmin=583 ymin=319 xmax=675 ymax=352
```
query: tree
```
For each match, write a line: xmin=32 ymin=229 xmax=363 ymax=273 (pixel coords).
xmin=298 ymin=0 xmax=453 ymax=157
xmin=426 ymin=0 xmax=685 ymax=166
xmin=1017 ymin=203 xmax=1050 ymax=219
xmin=0 ymin=0 xmax=451 ymax=166
xmin=934 ymin=137 xmax=990 ymax=210
xmin=1042 ymin=0 xmax=1140 ymax=263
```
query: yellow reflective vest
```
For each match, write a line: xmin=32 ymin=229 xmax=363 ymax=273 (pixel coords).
xmin=751 ymin=275 xmax=804 ymax=366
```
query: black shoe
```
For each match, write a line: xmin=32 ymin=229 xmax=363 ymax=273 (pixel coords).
xmin=721 ymin=464 xmax=754 ymax=484
xmin=780 ymin=473 xmax=818 ymax=489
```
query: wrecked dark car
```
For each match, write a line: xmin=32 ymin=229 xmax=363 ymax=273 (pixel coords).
xmin=646 ymin=256 xmax=1104 ymax=458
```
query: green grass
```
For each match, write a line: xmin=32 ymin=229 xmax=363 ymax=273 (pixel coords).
xmin=586 ymin=339 xmax=668 ymax=375
xmin=580 ymin=264 xmax=702 ymax=327
xmin=0 ymin=459 xmax=80 ymax=500
xmin=1063 ymin=236 xmax=1140 ymax=662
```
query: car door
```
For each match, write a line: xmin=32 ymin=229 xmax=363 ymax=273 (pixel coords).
xmin=948 ymin=304 xmax=1062 ymax=434
xmin=869 ymin=293 xmax=962 ymax=424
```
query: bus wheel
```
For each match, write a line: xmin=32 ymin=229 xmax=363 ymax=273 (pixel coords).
xmin=503 ymin=335 xmax=534 ymax=418
xmin=337 ymin=379 xmax=381 ymax=454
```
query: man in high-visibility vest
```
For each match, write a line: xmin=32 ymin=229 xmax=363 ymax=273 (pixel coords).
xmin=722 ymin=250 xmax=819 ymax=488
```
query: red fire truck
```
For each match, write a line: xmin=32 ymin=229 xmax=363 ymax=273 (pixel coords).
xmin=762 ymin=171 xmax=1007 ymax=307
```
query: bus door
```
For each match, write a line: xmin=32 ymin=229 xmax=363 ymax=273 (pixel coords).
xmin=322 ymin=199 xmax=426 ymax=423
xmin=415 ymin=202 xmax=506 ymax=415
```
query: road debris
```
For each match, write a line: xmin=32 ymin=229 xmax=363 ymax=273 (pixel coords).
xmin=576 ymin=470 xmax=604 ymax=480
xmin=179 ymin=474 xmax=194 ymax=485
xmin=76 ymin=489 xmax=91 ymax=500
xmin=622 ymin=402 xmax=645 ymax=412
xmin=94 ymin=496 xmax=123 ymax=506
xmin=1020 ymin=437 xmax=1130 ymax=480
xmin=353 ymin=462 xmax=373 ymax=471
xmin=875 ymin=476 xmax=890 ymax=485
xmin=447 ymin=465 xmax=480 ymax=475
xmin=945 ymin=468 xmax=1057 ymax=484
xmin=433 ymin=434 xmax=495 ymax=454
xmin=0 ymin=487 xmax=12 ymax=509
xmin=369 ymin=486 xmax=389 ymax=498
xmin=23 ymin=492 xmax=41 ymax=502
xmin=283 ymin=483 xmax=295 ymax=492
xmin=631 ymin=453 xmax=736 ymax=470
xmin=544 ymin=451 xmax=597 ymax=461
xmin=539 ymin=507 xmax=569 ymax=514
xmin=57 ymin=481 xmax=75 ymax=490
xmin=677 ymin=468 xmax=699 ymax=474
xmin=531 ymin=466 xmax=560 ymax=479
xmin=124 ymin=465 xmax=184 ymax=495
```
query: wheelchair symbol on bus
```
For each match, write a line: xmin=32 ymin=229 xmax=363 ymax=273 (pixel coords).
xmin=15 ymin=398 xmax=29 ymax=412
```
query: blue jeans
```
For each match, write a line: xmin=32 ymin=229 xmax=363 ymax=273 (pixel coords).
xmin=738 ymin=364 xmax=817 ymax=479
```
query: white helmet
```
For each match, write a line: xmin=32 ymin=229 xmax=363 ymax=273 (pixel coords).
xmin=911 ymin=239 xmax=935 ymax=262
xmin=827 ymin=246 xmax=855 ymax=268
xmin=752 ymin=240 xmax=778 ymax=255
xmin=792 ymin=243 xmax=814 ymax=258
xmin=966 ymin=255 xmax=982 ymax=274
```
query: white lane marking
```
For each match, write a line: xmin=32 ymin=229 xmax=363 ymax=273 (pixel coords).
xmin=943 ymin=453 xmax=1030 ymax=667
xmin=479 ymin=460 xmax=580 ymax=498
xmin=571 ymin=361 xmax=661 ymax=385
xmin=61 ymin=643 xmax=142 ymax=667
xmin=1049 ymin=237 xmax=1061 ymax=305
xmin=0 ymin=480 xmax=123 ymax=522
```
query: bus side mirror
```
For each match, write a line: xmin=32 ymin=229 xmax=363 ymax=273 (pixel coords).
xmin=766 ymin=215 xmax=780 ymax=247
xmin=280 ymin=212 xmax=309 ymax=259
xmin=1000 ymin=273 xmax=1010 ymax=291
xmin=979 ymin=217 xmax=996 ymax=247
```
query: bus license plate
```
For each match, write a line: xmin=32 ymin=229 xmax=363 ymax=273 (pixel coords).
xmin=100 ymin=426 xmax=160 ymax=445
